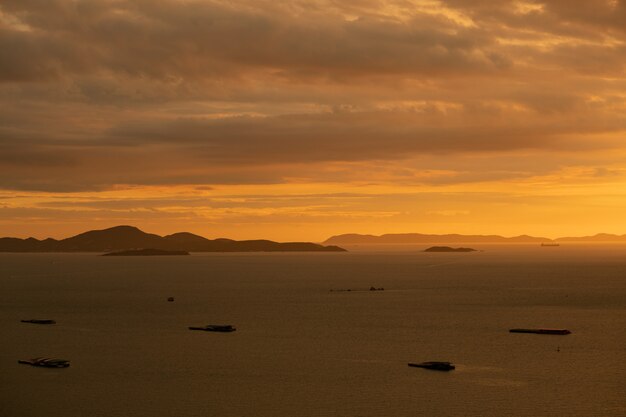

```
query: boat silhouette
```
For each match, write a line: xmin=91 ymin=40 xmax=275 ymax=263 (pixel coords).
xmin=408 ymin=361 xmax=455 ymax=371
xmin=189 ymin=324 xmax=236 ymax=332
xmin=18 ymin=357 xmax=70 ymax=368
xmin=21 ymin=319 xmax=56 ymax=324
xmin=509 ymin=328 xmax=571 ymax=335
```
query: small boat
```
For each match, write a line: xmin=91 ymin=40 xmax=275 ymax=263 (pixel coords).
xmin=408 ymin=361 xmax=455 ymax=371
xmin=541 ymin=242 xmax=560 ymax=247
xmin=18 ymin=357 xmax=70 ymax=368
xmin=167 ymin=297 xmax=175 ymax=302
xmin=509 ymin=328 xmax=571 ymax=335
xmin=189 ymin=324 xmax=236 ymax=332
xmin=21 ymin=319 xmax=56 ymax=325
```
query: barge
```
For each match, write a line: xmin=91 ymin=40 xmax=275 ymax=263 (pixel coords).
xmin=408 ymin=361 xmax=455 ymax=371
xmin=189 ymin=324 xmax=236 ymax=332
xmin=18 ymin=358 xmax=70 ymax=368
xmin=21 ymin=319 xmax=56 ymax=325
xmin=509 ymin=328 xmax=571 ymax=335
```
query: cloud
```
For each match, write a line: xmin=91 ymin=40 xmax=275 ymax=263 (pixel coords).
xmin=0 ymin=0 xmax=625 ymax=193
xmin=426 ymin=209 xmax=470 ymax=216
xmin=0 ymin=0 xmax=508 ymax=83
xmin=1 ymin=0 xmax=623 ymax=88
xmin=106 ymin=105 xmax=623 ymax=158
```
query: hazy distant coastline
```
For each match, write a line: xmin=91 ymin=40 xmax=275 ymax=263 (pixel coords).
xmin=324 ymin=232 xmax=626 ymax=245
xmin=0 ymin=225 xmax=346 ymax=253
xmin=4 ymin=227 xmax=626 ymax=254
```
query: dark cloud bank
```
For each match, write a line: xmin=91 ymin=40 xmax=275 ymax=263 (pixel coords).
xmin=1 ymin=0 xmax=625 ymax=191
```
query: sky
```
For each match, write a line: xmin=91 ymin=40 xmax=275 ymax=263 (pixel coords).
xmin=1 ymin=0 xmax=626 ymax=241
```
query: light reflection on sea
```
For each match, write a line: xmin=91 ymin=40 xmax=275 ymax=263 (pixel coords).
xmin=1 ymin=245 xmax=625 ymax=417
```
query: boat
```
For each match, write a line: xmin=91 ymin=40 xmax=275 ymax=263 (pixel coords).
xmin=541 ymin=242 xmax=560 ymax=247
xmin=18 ymin=357 xmax=70 ymax=368
xmin=509 ymin=328 xmax=571 ymax=335
xmin=21 ymin=319 xmax=56 ymax=324
xmin=408 ymin=361 xmax=455 ymax=371
xmin=189 ymin=324 xmax=236 ymax=332
xmin=167 ymin=297 xmax=175 ymax=302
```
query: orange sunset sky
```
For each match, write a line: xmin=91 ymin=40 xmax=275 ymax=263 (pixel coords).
xmin=1 ymin=0 xmax=626 ymax=241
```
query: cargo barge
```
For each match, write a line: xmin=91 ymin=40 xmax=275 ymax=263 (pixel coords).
xmin=509 ymin=328 xmax=571 ymax=335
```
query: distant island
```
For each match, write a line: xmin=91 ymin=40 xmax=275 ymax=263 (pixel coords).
xmin=424 ymin=246 xmax=477 ymax=252
xmin=0 ymin=225 xmax=347 ymax=253
xmin=324 ymin=232 xmax=626 ymax=245
xmin=102 ymin=248 xmax=190 ymax=256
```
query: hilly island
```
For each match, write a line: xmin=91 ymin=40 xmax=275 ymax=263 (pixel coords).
xmin=0 ymin=226 xmax=346 ymax=253
xmin=324 ymin=233 xmax=626 ymax=245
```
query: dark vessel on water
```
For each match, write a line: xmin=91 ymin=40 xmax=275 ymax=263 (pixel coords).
xmin=509 ymin=328 xmax=571 ymax=335
xmin=21 ymin=319 xmax=56 ymax=325
xmin=18 ymin=357 xmax=70 ymax=368
xmin=408 ymin=361 xmax=455 ymax=371
xmin=189 ymin=324 xmax=236 ymax=332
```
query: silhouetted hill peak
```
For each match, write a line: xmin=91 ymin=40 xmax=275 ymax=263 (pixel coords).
xmin=58 ymin=225 xmax=163 ymax=251
xmin=0 ymin=226 xmax=346 ymax=253
xmin=325 ymin=231 xmax=626 ymax=245
xmin=324 ymin=233 xmax=549 ymax=244
xmin=556 ymin=233 xmax=626 ymax=242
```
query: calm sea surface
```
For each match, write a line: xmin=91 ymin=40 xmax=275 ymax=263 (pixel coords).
xmin=1 ymin=245 xmax=625 ymax=417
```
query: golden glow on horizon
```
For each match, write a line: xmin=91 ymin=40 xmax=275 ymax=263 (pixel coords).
xmin=5 ymin=164 xmax=626 ymax=241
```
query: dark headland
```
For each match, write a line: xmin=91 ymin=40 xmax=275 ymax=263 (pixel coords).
xmin=0 ymin=225 xmax=347 ymax=253
xmin=424 ymin=246 xmax=477 ymax=252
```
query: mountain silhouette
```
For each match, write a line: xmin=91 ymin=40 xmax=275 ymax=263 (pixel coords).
xmin=324 ymin=232 xmax=626 ymax=245
xmin=0 ymin=225 xmax=346 ymax=253
xmin=323 ymin=233 xmax=549 ymax=244
xmin=555 ymin=233 xmax=626 ymax=242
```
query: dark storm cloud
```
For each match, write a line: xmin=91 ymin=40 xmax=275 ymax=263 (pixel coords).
xmin=0 ymin=0 xmax=508 ymax=83
xmin=442 ymin=0 xmax=626 ymax=33
xmin=0 ymin=1 xmax=625 ymax=192
xmin=106 ymin=108 xmax=615 ymax=161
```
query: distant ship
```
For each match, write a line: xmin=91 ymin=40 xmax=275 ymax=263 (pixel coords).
xmin=189 ymin=324 xmax=236 ymax=332
xmin=408 ymin=361 xmax=455 ymax=371
xmin=509 ymin=328 xmax=571 ymax=335
xmin=541 ymin=242 xmax=560 ymax=247
xmin=18 ymin=357 xmax=70 ymax=368
xmin=21 ymin=319 xmax=56 ymax=324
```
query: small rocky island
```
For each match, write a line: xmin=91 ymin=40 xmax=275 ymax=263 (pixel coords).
xmin=102 ymin=248 xmax=190 ymax=256
xmin=424 ymin=246 xmax=477 ymax=252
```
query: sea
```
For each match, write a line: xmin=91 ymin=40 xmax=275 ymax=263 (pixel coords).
xmin=1 ymin=244 xmax=625 ymax=417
